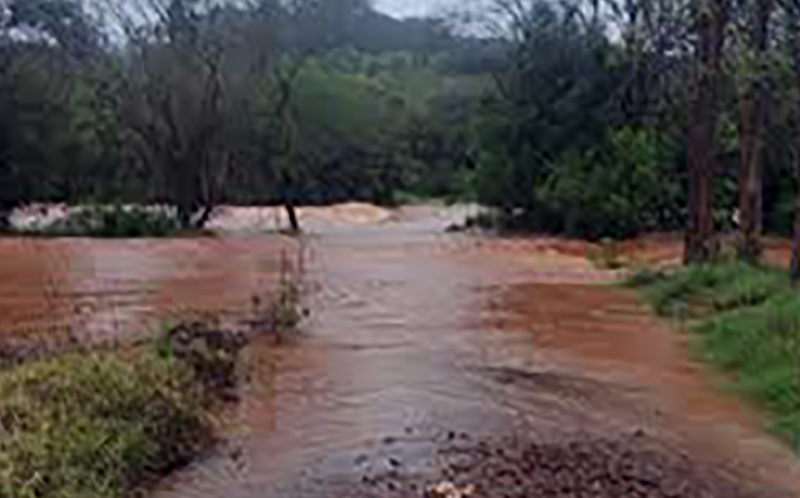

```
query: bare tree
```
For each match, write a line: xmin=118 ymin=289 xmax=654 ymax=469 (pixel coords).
xmin=245 ymin=0 xmax=370 ymax=232
xmin=111 ymin=0 xmax=235 ymax=229
xmin=685 ymin=0 xmax=728 ymax=264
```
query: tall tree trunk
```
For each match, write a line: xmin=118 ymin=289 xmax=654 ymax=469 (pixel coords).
xmin=792 ymin=153 xmax=800 ymax=285
xmin=285 ymin=202 xmax=300 ymax=233
xmin=685 ymin=0 xmax=728 ymax=264
xmin=738 ymin=0 xmax=773 ymax=262
xmin=792 ymin=188 xmax=800 ymax=285
xmin=785 ymin=2 xmax=800 ymax=285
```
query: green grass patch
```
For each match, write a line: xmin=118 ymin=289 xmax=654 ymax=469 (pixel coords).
xmin=633 ymin=262 xmax=787 ymax=317
xmin=632 ymin=263 xmax=800 ymax=443
xmin=0 ymin=324 xmax=245 ymax=498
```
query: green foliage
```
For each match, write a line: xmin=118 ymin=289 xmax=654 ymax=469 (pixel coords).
xmin=539 ymin=128 xmax=683 ymax=239
xmin=2 ymin=0 xmax=800 ymax=242
xmin=0 ymin=350 xmax=213 ymax=498
xmin=42 ymin=206 xmax=180 ymax=238
xmin=635 ymin=264 xmax=799 ymax=440
xmin=473 ymin=2 xmax=637 ymax=234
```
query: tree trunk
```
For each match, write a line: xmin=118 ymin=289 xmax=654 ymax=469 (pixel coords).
xmin=286 ymin=202 xmax=300 ymax=232
xmin=792 ymin=192 xmax=800 ymax=286
xmin=177 ymin=205 xmax=194 ymax=230
xmin=792 ymin=154 xmax=800 ymax=285
xmin=0 ymin=209 xmax=10 ymax=232
xmin=685 ymin=0 xmax=728 ymax=264
xmin=285 ymin=203 xmax=300 ymax=233
xmin=194 ymin=205 xmax=214 ymax=229
xmin=738 ymin=0 xmax=773 ymax=262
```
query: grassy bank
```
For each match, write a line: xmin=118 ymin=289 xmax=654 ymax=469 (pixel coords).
xmin=632 ymin=263 xmax=799 ymax=442
xmin=0 ymin=324 xmax=245 ymax=498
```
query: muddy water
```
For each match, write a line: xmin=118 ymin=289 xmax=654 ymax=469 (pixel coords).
xmin=0 ymin=235 xmax=295 ymax=349
xmin=1 ymin=206 xmax=798 ymax=496
xmin=150 ymin=206 xmax=800 ymax=497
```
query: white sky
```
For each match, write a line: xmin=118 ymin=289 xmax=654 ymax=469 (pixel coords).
xmin=374 ymin=0 xmax=447 ymax=18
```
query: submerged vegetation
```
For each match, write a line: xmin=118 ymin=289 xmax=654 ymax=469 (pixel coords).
xmin=634 ymin=264 xmax=800 ymax=441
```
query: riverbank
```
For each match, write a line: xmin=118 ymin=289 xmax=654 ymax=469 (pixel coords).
xmin=0 ymin=227 xmax=305 ymax=498
xmin=0 ymin=274 xmax=304 ymax=498
xmin=0 ymin=322 xmax=244 ymax=498
xmin=632 ymin=262 xmax=800 ymax=444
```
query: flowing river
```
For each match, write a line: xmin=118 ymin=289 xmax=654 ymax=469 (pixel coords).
xmin=1 ymin=205 xmax=798 ymax=497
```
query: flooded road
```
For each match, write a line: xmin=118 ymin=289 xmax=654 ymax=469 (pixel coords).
xmin=0 ymin=235 xmax=295 ymax=352
xmin=155 ymin=206 xmax=798 ymax=497
xmin=1 ymin=205 xmax=798 ymax=496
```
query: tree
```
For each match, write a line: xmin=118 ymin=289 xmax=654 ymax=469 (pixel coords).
xmin=785 ymin=0 xmax=800 ymax=284
xmin=737 ymin=0 xmax=774 ymax=261
xmin=117 ymin=0 xmax=236 ymax=228
xmin=7 ymin=0 xmax=103 ymax=59
xmin=792 ymin=154 xmax=800 ymax=285
xmin=685 ymin=0 xmax=729 ymax=263
xmin=0 ymin=0 xmax=105 ymax=226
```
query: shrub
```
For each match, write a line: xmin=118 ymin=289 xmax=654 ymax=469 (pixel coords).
xmin=44 ymin=205 xmax=180 ymax=238
xmin=536 ymin=128 xmax=683 ymax=240
xmin=474 ymin=127 xmax=685 ymax=240
xmin=0 ymin=322 xmax=248 ymax=498
xmin=0 ymin=352 xmax=209 ymax=498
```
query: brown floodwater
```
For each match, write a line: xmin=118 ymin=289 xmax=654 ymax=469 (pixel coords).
xmin=1 ymin=205 xmax=798 ymax=496
xmin=0 ymin=234 xmax=296 ymax=349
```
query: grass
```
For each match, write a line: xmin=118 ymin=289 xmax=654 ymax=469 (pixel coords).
xmin=631 ymin=263 xmax=800 ymax=443
xmin=0 ymin=323 xmax=245 ymax=498
xmin=0 ymin=243 xmax=307 ymax=498
xmin=635 ymin=262 xmax=788 ymax=316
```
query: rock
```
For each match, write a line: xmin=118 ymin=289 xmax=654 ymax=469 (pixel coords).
xmin=427 ymin=482 xmax=476 ymax=498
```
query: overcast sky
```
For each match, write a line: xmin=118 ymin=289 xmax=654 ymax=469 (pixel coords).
xmin=374 ymin=0 xmax=447 ymax=19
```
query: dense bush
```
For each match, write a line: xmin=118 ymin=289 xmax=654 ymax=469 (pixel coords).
xmin=537 ymin=128 xmax=684 ymax=239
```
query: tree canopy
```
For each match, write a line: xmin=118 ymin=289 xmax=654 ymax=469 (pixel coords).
xmin=1 ymin=0 xmax=800 ymax=274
